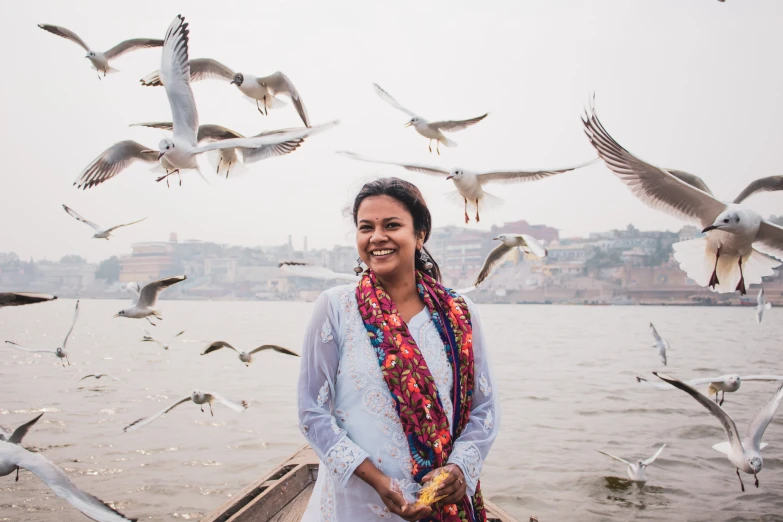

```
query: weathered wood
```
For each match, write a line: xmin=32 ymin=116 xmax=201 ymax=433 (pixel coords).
xmin=228 ymin=463 xmax=312 ymax=522
xmin=268 ymin=483 xmax=314 ymax=522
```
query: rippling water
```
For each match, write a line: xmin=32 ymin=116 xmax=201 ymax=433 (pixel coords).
xmin=2 ymin=298 xmax=783 ymax=522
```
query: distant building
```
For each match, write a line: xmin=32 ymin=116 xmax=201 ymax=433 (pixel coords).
xmin=37 ymin=261 xmax=96 ymax=290
xmin=119 ymin=242 xmax=174 ymax=283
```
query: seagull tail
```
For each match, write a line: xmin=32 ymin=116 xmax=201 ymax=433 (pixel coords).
xmin=673 ymin=240 xmax=779 ymax=293
xmin=439 ymin=136 xmax=458 ymax=148
xmin=711 ymin=441 xmax=732 ymax=456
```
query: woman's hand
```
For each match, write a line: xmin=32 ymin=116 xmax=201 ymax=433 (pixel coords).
xmin=375 ymin=479 xmax=432 ymax=521
xmin=421 ymin=463 xmax=467 ymax=507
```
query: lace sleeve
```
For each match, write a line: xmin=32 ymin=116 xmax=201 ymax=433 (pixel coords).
xmin=447 ymin=297 xmax=499 ymax=496
xmin=297 ymin=291 xmax=369 ymax=486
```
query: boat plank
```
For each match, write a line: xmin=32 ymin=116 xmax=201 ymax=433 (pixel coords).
xmin=268 ymin=482 xmax=314 ymax=522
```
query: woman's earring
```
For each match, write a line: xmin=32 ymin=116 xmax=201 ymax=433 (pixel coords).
xmin=419 ymin=250 xmax=433 ymax=271
xmin=354 ymin=257 xmax=364 ymax=275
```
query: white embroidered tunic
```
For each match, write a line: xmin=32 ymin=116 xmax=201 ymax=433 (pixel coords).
xmin=297 ymin=285 xmax=499 ymax=521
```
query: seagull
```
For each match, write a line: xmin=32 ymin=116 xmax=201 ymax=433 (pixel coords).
xmin=756 ymin=288 xmax=772 ymax=324
xmin=123 ymin=390 xmax=248 ymax=432
xmin=0 ymin=413 xmax=43 ymax=481
xmin=338 ymin=151 xmax=593 ymax=223
xmin=116 ymin=276 xmax=186 ymax=325
xmin=131 ymin=122 xmax=305 ymax=177
xmin=141 ymin=329 xmax=185 ymax=350
xmin=201 ymin=341 xmax=299 ymax=367
xmin=63 ymin=205 xmax=146 ymax=240
xmin=0 ymin=293 xmax=57 ymax=308
xmin=38 ymin=23 xmax=162 ymax=79
xmin=649 ymin=323 xmax=669 ymax=366
xmin=78 ymin=374 xmax=121 ymax=382
xmin=5 ymin=300 xmax=79 ymax=366
xmin=583 ymin=102 xmax=783 ymax=295
xmin=636 ymin=374 xmax=783 ymax=405
xmin=654 ymin=372 xmax=783 ymax=492
xmin=73 ymin=16 xmax=336 ymax=190
xmin=278 ymin=261 xmax=357 ymax=282
xmin=139 ymin=58 xmax=310 ymax=126
xmin=596 ymin=444 xmax=666 ymax=483
xmin=473 ymin=234 xmax=547 ymax=287
xmin=373 ymin=84 xmax=488 ymax=154
xmin=0 ymin=441 xmax=136 ymax=521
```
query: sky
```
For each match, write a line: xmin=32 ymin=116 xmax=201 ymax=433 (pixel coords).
xmin=2 ymin=0 xmax=783 ymax=262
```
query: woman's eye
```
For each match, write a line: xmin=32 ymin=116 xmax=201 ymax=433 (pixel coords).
xmin=386 ymin=223 xmax=400 ymax=229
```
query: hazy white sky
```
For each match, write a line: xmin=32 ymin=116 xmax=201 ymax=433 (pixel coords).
xmin=3 ymin=1 xmax=783 ymax=262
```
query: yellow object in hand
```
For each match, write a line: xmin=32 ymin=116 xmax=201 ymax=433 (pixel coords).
xmin=414 ymin=468 xmax=449 ymax=508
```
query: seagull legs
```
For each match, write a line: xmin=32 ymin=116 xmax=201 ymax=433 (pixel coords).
xmin=708 ymin=248 xmax=721 ymax=289
xmin=719 ymin=391 xmax=725 ymax=406
xmin=436 ymin=140 xmax=441 ymax=155
xmin=145 ymin=317 xmax=157 ymax=327
xmin=428 ymin=140 xmax=432 ymax=153
xmin=256 ymin=97 xmax=268 ymax=116
xmin=209 ymin=402 xmax=214 ymax=416
xmin=475 ymin=199 xmax=480 ymax=222
xmin=65 ymin=355 xmax=70 ymax=366
xmin=15 ymin=466 xmax=19 ymax=482
xmin=755 ymin=471 xmax=759 ymax=488
xmin=216 ymin=158 xmax=222 ymax=174
xmin=463 ymin=197 xmax=469 ymax=224
xmin=736 ymin=468 xmax=745 ymax=492
xmin=736 ymin=257 xmax=746 ymax=295
xmin=156 ymin=169 xmax=181 ymax=188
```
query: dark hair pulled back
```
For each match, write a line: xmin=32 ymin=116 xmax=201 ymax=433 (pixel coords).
xmin=352 ymin=177 xmax=441 ymax=282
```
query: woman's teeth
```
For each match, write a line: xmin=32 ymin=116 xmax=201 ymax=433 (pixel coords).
xmin=371 ymin=249 xmax=394 ymax=256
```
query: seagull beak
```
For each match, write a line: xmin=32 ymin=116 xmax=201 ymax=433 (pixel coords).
xmin=404 ymin=122 xmax=413 ymax=128
xmin=112 ymin=313 xmax=120 ymax=318
xmin=702 ymin=225 xmax=720 ymax=233
xmin=157 ymin=152 xmax=164 ymax=160
xmin=446 ymin=175 xmax=454 ymax=180
xmin=230 ymin=79 xmax=238 ymax=85
xmin=492 ymin=237 xmax=500 ymax=240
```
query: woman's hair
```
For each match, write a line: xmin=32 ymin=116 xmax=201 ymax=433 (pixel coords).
xmin=352 ymin=177 xmax=442 ymax=282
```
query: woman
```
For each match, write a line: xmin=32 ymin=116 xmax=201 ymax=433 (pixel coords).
xmin=298 ymin=178 xmax=499 ymax=521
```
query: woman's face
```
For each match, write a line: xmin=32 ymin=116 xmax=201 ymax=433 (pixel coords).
xmin=356 ymin=195 xmax=425 ymax=280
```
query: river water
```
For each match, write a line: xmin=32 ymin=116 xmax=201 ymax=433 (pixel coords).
xmin=1 ymin=298 xmax=782 ymax=522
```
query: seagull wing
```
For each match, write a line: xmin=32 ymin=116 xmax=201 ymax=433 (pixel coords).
xmin=666 ymin=169 xmax=714 ymax=196
xmin=139 ymin=58 xmax=236 ymax=87
xmin=649 ymin=323 xmax=663 ymax=343
xmin=430 ymin=113 xmax=488 ymax=132
xmin=279 ymin=262 xmax=357 ymax=282
xmin=745 ymin=384 xmax=783 ymax=452
xmin=125 ymin=282 xmax=141 ymax=304
xmin=753 ymin=220 xmax=783 ymax=260
xmin=741 ymin=375 xmax=783 ymax=382
xmin=2 ymin=442 xmax=137 ymax=521
xmin=62 ymin=205 xmax=102 ymax=232
xmin=596 ymin=450 xmax=632 ymax=467
xmin=653 ymin=372 xmax=743 ymax=455
xmin=336 ymin=151 xmax=449 ymax=177
xmin=4 ymin=341 xmax=56 ymax=354
xmin=261 ymin=71 xmax=310 ymax=126
xmin=206 ymin=392 xmax=248 ymax=413
xmin=517 ymin=234 xmax=548 ymax=258
xmin=193 ymin=121 xmax=337 ymax=153
xmin=476 ymin=159 xmax=595 ymax=185
xmin=37 ymin=24 xmax=90 ymax=52
xmin=201 ymin=341 xmax=237 ymax=355
xmin=137 ymin=275 xmax=186 ymax=308
xmin=160 ymin=15 xmax=198 ymax=145
xmin=733 ymin=176 xmax=783 ymax=204
xmin=248 ymin=344 xmax=300 ymax=357
xmin=169 ymin=331 xmax=185 ymax=343
xmin=102 ymin=218 xmax=147 ymax=234
xmin=583 ymin=103 xmax=726 ymax=228
xmin=641 ymin=444 xmax=666 ymax=466
xmin=240 ymin=129 xmax=304 ymax=164
xmin=196 ymin=124 xmax=244 ymax=143
xmin=373 ymin=83 xmax=417 ymax=117
xmin=104 ymin=38 xmax=163 ymax=61
xmin=8 ymin=413 xmax=43 ymax=444
xmin=79 ymin=374 xmax=98 ymax=381
xmin=123 ymin=396 xmax=191 ymax=432
xmin=61 ymin=300 xmax=80 ymax=350
xmin=130 ymin=121 xmax=173 ymax=131
xmin=74 ymin=141 xmax=159 ymax=190
xmin=0 ymin=293 xmax=57 ymax=308
xmin=474 ymin=243 xmax=514 ymax=287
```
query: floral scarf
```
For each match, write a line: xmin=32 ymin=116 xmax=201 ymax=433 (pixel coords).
xmin=356 ymin=269 xmax=486 ymax=522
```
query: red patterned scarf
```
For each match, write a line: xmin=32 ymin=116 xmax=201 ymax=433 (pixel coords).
xmin=356 ymin=269 xmax=486 ymax=522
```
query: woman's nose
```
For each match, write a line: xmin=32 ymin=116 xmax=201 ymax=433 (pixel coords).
xmin=370 ymin=228 xmax=387 ymax=242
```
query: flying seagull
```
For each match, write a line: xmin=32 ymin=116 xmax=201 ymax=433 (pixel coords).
xmin=116 ymin=276 xmax=186 ymax=325
xmin=373 ymin=84 xmax=487 ymax=154
xmin=201 ymin=341 xmax=299 ymax=367
xmin=5 ymin=300 xmax=79 ymax=366
xmin=73 ymin=16 xmax=336 ymax=189
xmin=583 ymin=101 xmax=783 ymax=295
xmin=474 ymin=234 xmax=547 ymax=287
xmin=637 ymin=374 xmax=783 ymax=405
xmin=131 ymin=122 xmax=305 ymax=177
xmin=123 ymin=390 xmax=248 ymax=432
xmin=278 ymin=261 xmax=357 ymax=282
xmin=63 ymin=205 xmax=145 ymax=240
xmin=338 ymin=151 xmax=593 ymax=223
xmin=78 ymin=374 xmax=122 ymax=382
xmin=0 ymin=293 xmax=57 ymax=308
xmin=0 ymin=413 xmax=43 ymax=481
xmin=649 ymin=323 xmax=669 ymax=366
xmin=38 ymin=23 xmax=162 ymax=79
xmin=654 ymin=372 xmax=783 ymax=492
xmin=141 ymin=329 xmax=185 ymax=350
xmin=0 ymin=441 xmax=137 ymax=521
xmin=140 ymin=59 xmax=310 ymax=127
xmin=756 ymin=288 xmax=772 ymax=324
xmin=596 ymin=444 xmax=666 ymax=483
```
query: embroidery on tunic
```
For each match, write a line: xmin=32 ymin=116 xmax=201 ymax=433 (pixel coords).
xmin=483 ymin=409 xmax=493 ymax=431
xmin=479 ymin=372 xmax=491 ymax=397
xmin=324 ymin=436 xmax=367 ymax=483
xmin=330 ymin=417 xmax=342 ymax=435
xmin=450 ymin=442 xmax=482 ymax=484
xmin=320 ymin=318 xmax=334 ymax=343
xmin=320 ymin=469 xmax=336 ymax=522
xmin=317 ymin=380 xmax=330 ymax=408
xmin=335 ymin=409 xmax=349 ymax=423
xmin=368 ymin=504 xmax=392 ymax=518
xmin=299 ymin=423 xmax=309 ymax=436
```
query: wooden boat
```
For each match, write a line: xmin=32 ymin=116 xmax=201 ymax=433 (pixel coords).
xmin=203 ymin=445 xmax=520 ymax=522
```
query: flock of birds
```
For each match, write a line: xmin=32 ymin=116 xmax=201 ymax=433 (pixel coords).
xmin=1 ymin=4 xmax=782 ymax=520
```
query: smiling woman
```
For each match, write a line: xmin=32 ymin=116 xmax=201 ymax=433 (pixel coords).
xmin=297 ymin=177 xmax=499 ymax=522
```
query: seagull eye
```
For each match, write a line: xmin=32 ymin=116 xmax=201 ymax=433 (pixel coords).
xmin=723 ymin=219 xmax=729 ymax=223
